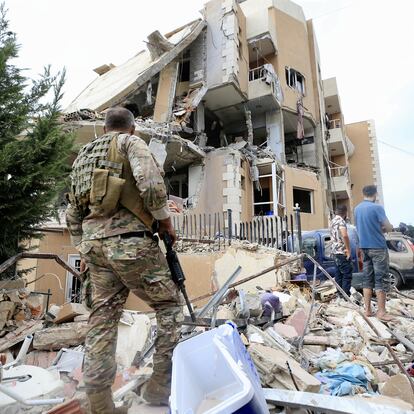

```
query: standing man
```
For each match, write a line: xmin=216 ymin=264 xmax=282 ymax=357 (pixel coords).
xmin=354 ymin=185 xmax=393 ymax=321
xmin=66 ymin=107 xmax=183 ymax=413
xmin=329 ymin=205 xmax=353 ymax=296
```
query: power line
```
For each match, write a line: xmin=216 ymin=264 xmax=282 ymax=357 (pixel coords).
xmin=377 ymin=139 xmax=414 ymax=158
xmin=310 ymin=2 xmax=357 ymax=20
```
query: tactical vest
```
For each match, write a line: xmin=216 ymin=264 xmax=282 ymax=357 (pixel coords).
xmin=70 ymin=133 xmax=154 ymax=229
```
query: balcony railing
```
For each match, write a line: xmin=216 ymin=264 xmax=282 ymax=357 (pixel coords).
xmin=330 ymin=165 xmax=349 ymax=178
xmin=248 ymin=64 xmax=283 ymax=105
xmin=328 ymin=119 xmax=342 ymax=129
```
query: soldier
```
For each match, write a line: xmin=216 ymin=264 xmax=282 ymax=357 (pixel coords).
xmin=66 ymin=107 xmax=183 ymax=413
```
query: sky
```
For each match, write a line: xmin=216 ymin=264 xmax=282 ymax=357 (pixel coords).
xmin=4 ymin=0 xmax=414 ymax=225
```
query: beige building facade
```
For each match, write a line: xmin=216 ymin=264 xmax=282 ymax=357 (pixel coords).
xmin=19 ymin=0 xmax=383 ymax=307
xmin=346 ymin=120 xmax=384 ymax=207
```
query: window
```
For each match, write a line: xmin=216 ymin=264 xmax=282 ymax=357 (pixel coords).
xmin=324 ymin=236 xmax=333 ymax=259
xmin=66 ymin=255 xmax=82 ymax=303
xmin=387 ymin=240 xmax=408 ymax=253
xmin=303 ymin=237 xmax=317 ymax=258
xmin=293 ymin=188 xmax=313 ymax=213
xmin=178 ymin=60 xmax=190 ymax=82
xmin=285 ymin=67 xmax=306 ymax=96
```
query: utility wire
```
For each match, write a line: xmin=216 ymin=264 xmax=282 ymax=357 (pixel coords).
xmin=377 ymin=139 xmax=414 ymax=158
xmin=309 ymin=1 xmax=357 ymax=20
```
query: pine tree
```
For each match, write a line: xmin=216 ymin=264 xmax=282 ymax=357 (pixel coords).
xmin=0 ymin=5 xmax=74 ymax=277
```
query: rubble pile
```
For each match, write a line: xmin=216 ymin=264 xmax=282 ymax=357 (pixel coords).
xmin=0 ymin=248 xmax=414 ymax=413
xmin=209 ymin=278 xmax=414 ymax=411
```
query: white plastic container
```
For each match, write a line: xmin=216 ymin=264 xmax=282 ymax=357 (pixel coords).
xmin=170 ymin=323 xmax=269 ymax=414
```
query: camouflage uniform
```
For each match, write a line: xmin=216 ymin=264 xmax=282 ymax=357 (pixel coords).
xmin=66 ymin=132 xmax=183 ymax=396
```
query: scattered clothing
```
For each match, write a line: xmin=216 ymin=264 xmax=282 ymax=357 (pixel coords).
xmin=316 ymin=363 xmax=371 ymax=396
xmin=260 ymin=292 xmax=282 ymax=317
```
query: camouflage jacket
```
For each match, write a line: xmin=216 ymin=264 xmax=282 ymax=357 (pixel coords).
xmin=66 ymin=133 xmax=170 ymax=247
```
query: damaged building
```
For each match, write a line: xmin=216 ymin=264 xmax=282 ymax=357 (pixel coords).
xmin=20 ymin=0 xmax=383 ymax=307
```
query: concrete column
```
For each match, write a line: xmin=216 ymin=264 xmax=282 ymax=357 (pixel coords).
xmin=153 ymin=60 xmax=179 ymax=123
xmin=266 ymin=110 xmax=284 ymax=162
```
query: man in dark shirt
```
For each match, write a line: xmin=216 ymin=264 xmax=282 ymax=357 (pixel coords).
xmin=354 ymin=185 xmax=393 ymax=321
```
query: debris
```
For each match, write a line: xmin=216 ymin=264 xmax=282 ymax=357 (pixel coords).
xmin=381 ymin=374 xmax=414 ymax=406
xmin=53 ymin=303 xmax=89 ymax=324
xmin=284 ymin=306 xmax=310 ymax=337
xmin=273 ymin=323 xmax=298 ymax=339
xmin=315 ymin=362 xmax=373 ymax=396
xmin=0 ymin=365 xmax=64 ymax=412
xmin=249 ymin=343 xmax=321 ymax=392
xmin=52 ymin=348 xmax=84 ymax=373
xmin=33 ymin=322 xmax=89 ymax=351
xmin=263 ymin=388 xmax=412 ymax=414
xmin=0 ymin=320 xmax=44 ymax=352
xmin=116 ymin=312 xmax=151 ymax=369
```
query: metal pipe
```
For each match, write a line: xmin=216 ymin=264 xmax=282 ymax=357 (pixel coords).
xmin=0 ymin=384 xmax=64 ymax=406
xmin=3 ymin=335 xmax=33 ymax=369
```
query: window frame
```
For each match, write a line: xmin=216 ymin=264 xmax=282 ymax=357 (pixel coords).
xmin=292 ymin=187 xmax=313 ymax=214
xmin=285 ymin=67 xmax=306 ymax=96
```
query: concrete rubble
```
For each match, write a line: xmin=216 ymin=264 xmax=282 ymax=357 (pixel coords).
xmin=1 ymin=242 xmax=414 ymax=413
xmin=1 ymin=241 xmax=414 ymax=413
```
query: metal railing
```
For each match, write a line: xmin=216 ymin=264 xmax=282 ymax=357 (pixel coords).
xmin=330 ymin=165 xmax=349 ymax=178
xmin=172 ymin=207 xmax=302 ymax=252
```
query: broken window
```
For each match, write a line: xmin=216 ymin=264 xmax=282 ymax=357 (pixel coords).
xmin=285 ymin=67 xmax=306 ymax=96
xmin=178 ymin=59 xmax=190 ymax=82
xmin=302 ymin=237 xmax=317 ymax=258
xmin=387 ymin=240 xmax=408 ymax=253
xmin=166 ymin=173 xmax=188 ymax=199
xmin=66 ymin=255 xmax=82 ymax=303
xmin=253 ymin=163 xmax=285 ymax=216
xmin=293 ymin=187 xmax=313 ymax=213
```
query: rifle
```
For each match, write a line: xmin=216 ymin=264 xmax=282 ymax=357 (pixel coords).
xmin=163 ymin=233 xmax=196 ymax=322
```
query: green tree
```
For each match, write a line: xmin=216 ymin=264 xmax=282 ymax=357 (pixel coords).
xmin=0 ymin=5 xmax=74 ymax=277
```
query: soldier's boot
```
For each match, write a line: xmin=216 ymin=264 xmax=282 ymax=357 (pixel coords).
xmin=141 ymin=376 xmax=170 ymax=406
xmin=87 ymin=387 xmax=129 ymax=414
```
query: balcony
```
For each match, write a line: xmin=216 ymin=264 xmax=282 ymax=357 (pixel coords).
xmin=330 ymin=166 xmax=351 ymax=200
xmin=247 ymin=65 xmax=282 ymax=113
xmin=327 ymin=123 xmax=355 ymax=158
xmin=239 ymin=1 xmax=278 ymax=61
xmin=323 ymin=77 xmax=341 ymax=115
xmin=327 ymin=127 xmax=346 ymax=156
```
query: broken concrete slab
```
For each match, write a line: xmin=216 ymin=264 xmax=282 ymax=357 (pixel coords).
xmin=146 ymin=30 xmax=174 ymax=60
xmin=303 ymin=335 xmax=340 ymax=347
xmin=0 ymin=320 xmax=44 ymax=352
xmin=234 ymin=291 xmax=262 ymax=318
xmin=53 ymin=303 xmax=89 ymax=324
xmin=380 ymin=374 xmax=414 ymax=406
xmin=263 ymin=388 xmax=413 ymax=414
xmin=284 ymin=306 xmax=310 ymax=337
xmin=249 ymin=343 xmax=321 ymax=392
xmin=33 ymin=322 xmax=89 ymax=351
xmin=64 ymin=20 xmax=206 ymax=113
xmin=153 ymin=60 xmax=179 ymax=123
xmin=116 ymin=312 xmax=151 ymax=368
xmin=274 ymin=322 xmax=298 ymax=339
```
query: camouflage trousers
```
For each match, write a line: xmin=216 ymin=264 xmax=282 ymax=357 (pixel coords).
xmin=78 ymin=235 xmax=184 ymax=391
